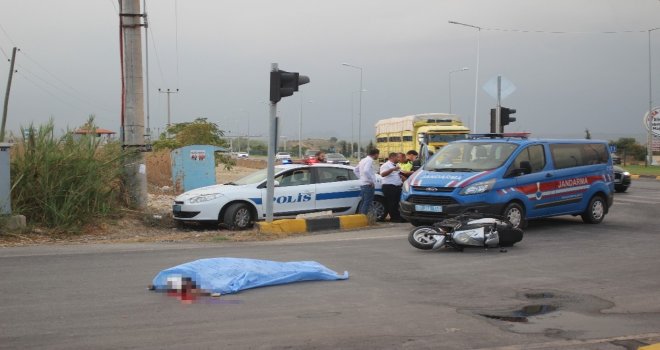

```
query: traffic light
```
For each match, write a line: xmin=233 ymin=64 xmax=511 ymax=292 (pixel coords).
xmin=501 ymin=106 xmax=517 ymax=126
xmin=490 ymin=108 xmax=497 ymax=133
xmin=270 ymin=70 xmax=310 ymax=103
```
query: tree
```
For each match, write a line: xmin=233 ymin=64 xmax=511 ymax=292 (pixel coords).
xmin=153 ymin=118 xmax=228 ymax=151
xmin=612 ymin=137 xmax=647 ymax=161
xmin=366 ymin=140 xmax=375 ymax=153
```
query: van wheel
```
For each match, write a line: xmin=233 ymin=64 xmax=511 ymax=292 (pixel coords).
xmin=223 ymin=203 xmax=254 ymax=230
xmin=502 ymin=202 xmax=526 ymax=229
xmin=581 ymin=195 xmax=606 ymax=224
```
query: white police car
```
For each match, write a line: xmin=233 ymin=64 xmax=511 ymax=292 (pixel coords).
xmin=173 ymin=164 xmax=385 ymax=230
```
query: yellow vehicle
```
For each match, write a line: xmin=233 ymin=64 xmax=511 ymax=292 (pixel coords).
xmin=375 ymin=113 xmax=470 ymax=159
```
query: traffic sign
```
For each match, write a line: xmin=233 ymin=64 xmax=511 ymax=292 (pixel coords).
xmin=644 ymin=106 xmax=660 ymax=137
xmin=483 ymin=75 xmax=516 ymax=100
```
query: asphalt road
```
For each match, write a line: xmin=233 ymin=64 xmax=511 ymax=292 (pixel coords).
xmin=1 ymin=179 xmax=660 ymax=350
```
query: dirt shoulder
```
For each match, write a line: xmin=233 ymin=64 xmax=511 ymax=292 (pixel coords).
xmin=0 ymin=161 xmax=293 ymax=247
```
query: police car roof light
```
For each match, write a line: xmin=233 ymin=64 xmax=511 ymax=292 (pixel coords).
xmin=468 ymin=132 xmax=530 ymax=140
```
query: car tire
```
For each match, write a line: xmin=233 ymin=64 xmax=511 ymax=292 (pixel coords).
xmin=371 ymin=196 xmax=387 ymax=221
xmin=223 ymin=203 xmax=254 ymax=230
xmin=615 ymin=185 xmax=628 ymax=193
xmin=502 ymin=202 xmax=527 ymax=229
xmin=581 ymin=195 xmax=606 ymax=224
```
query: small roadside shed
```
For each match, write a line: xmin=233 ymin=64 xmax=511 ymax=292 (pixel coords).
xmin=170 ymin=145 xmax=229 ymax=192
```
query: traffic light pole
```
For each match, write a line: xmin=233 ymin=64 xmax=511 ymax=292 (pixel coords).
xmin=266 ymin=63 xmax=278 ymax=223
xmin=496 ymin=75 xmax=502 ymax=133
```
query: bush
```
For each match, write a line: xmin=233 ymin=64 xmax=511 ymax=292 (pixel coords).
xmin=10 ymin=121 xmax=127 ymax=232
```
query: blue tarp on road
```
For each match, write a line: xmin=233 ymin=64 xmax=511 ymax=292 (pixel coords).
xmin=151 ymin=258 xmax=349 ymax=295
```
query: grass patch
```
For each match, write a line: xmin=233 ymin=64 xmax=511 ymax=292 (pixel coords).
xmin=622 ymin=165 xmax=660 ymax=176
xmin=10 ymin=120 xmax=129 ymax=233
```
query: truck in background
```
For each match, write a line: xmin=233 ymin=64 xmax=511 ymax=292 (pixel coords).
xmin=375 ymin=113 xmax=470 ymax=160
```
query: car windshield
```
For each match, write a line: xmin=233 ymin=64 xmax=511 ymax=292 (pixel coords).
xmin=427 ymin=133 xmax=468 ymax=143
xmin=424 ymin=142 xmax=518 ymax=172
xmin=326 ymin=153 xmax=346 ymax=160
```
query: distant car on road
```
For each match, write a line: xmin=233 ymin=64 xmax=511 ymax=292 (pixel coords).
xmin=234 ymin=152 xmax=249 ymax=159
xmin=275 ymin=152 xmax=292 ymax=161
xmin=302 ymin=150 xmax=321 ymax=164
xmin=613 ymin=165 xmax=631 ymax=193
xmin=325 ymin=153 xmax=350 ymax=165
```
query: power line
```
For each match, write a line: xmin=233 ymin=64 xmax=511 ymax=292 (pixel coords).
xmin=16 ymin=71 xmax=92 ymax=114
xmin=147 ymin=25 xmax=168 ymax=87
xmin=18 ymin=50 xmax=116 ymax=112
xmin=174 ymin=0 xmax=180 ymax=87
xmin=481 ymin=25 xmax=660 ymax=35
xmin=107 ymin=0 xmax=119 ymax=14
xmin=0 ymin=23 xmax=16 ymax=47
xmin=16 ymin=62 xmax=116 ymax=113
xmin=0 ymin=46 xmax=9 ymax=61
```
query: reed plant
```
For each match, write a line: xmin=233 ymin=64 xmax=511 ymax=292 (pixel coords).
xmin=10 ymin=120 xmax=127 ymax=232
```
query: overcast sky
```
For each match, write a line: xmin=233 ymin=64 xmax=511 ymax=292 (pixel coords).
xmin=1 ymin=0 xmax=659 ymax=145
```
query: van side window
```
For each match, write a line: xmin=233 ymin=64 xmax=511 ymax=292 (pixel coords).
xmin=509 ymin=144 xmax=546 ymax=174
xmin=550 ymin=143 xmax=608 ymax=169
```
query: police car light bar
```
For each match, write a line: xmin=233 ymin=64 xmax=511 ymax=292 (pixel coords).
xmin=468 ymin=132 xmax=531 ymax=139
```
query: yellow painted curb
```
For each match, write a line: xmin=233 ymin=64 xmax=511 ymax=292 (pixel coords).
xmin=339 ymin=214 xmax=369 ymax=229
xmin=257 ymin=219 xmax=307 ymax=234
xmin=656 ymin=176 xmax=660 ymax=181
xmin=638 ymin=343 xmax=660 ymax=350
xmin=631 ymin=174 xmax=641 ymax=179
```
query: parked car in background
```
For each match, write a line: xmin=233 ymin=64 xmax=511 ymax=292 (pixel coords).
xmin=325 ymin=153 xmax=350 ymax=165
xmin=275 ymin=152 xmax=292 ymax=161
xmin=613 ymin=165 xmax=631 ymax=192
xmin=234 ymin=152 xmax=249 ymax=159
xmin=302 ymin=150 xmax=321 ymax=164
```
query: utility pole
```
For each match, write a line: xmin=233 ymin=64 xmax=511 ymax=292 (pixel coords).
xmin=158 ymin=88 xmax=179 ymax=128
xmin=1 ymin=47 xmax=17 ymax=142
xmin=120 ymin=0 xmax=147 ymax=209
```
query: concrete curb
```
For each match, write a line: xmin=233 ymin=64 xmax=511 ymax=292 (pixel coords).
xmin=257 ymin=214 xmax=369 ymax=234
xmin=631 ymin=174 xmax=660 ymax=180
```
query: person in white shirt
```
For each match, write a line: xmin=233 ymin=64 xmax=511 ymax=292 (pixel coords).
xmin=353 ymin=148 xmax=380 ymax=215
xmin=380 ymin=152 xmax=405 ymax=222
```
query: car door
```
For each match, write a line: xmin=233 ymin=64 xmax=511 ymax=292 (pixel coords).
xmin=313 ymin=166 xmax=362 ymax=214
xmin=260 ymin=168 xmax=316 ymax=217
xmin=506 ymin=144 xmax=555 ymax=218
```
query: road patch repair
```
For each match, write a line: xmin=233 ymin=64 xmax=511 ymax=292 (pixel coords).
xmin=149 ymin=257 xmax=348 ymax=303
xmin=462 ymin=289 xmax=660 ymax=347
xmin=257 ymin=213 xmax=369 ymax=234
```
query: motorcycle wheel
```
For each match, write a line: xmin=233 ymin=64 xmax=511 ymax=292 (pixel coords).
xmin=408 ymin=226 xmax=440 ymax=250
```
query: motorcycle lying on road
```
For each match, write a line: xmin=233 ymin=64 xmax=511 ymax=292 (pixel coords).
xmin=408 ymin=213 xmax=523 ymax=252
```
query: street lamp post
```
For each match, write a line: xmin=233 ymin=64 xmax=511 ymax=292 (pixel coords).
xmin=449 ymin=21 xmax=481 ymax=132
xmin=449 ymin=67 xmax=469 ymax=114
xmin=299 ymin=96 xmax=312 ymax=159
xmin=342 ymin=63 xmax=363 ymax=159
xmin=647 ymin=28 xmax=659 ymax=166
xmin=280 ymin=136 xmax=287 ymax=152
xmin=239 ymin=109 xmax=251 ymax=154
